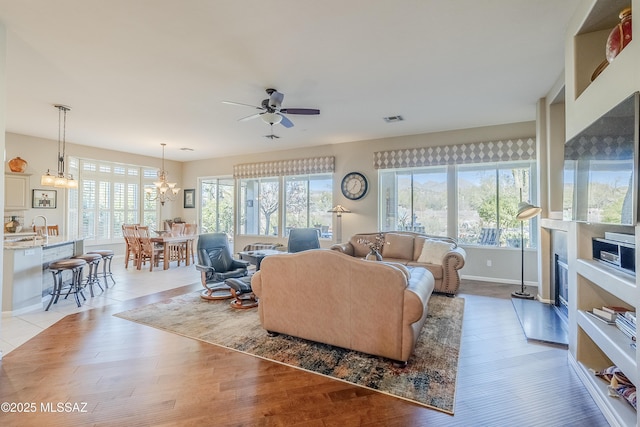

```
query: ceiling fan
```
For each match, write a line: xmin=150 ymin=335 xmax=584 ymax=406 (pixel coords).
xmin=223 ymin=88 xmax=320 ymax=129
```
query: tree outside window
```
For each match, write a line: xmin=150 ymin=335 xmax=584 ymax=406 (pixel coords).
xmin=200 ymin=178 xmax=234 ymax=235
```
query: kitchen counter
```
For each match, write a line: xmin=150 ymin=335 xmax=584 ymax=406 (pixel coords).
xmin=4 ymin=235 xmax=84 ymax=249
xmin=3 ymin=236 xmax=86 ymax=314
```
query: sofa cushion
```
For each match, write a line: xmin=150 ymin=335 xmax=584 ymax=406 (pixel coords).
xmin=417 ymin=239 xmax=455 ymax=265
xmin=383 ymin=233 xmax=414 ymax=260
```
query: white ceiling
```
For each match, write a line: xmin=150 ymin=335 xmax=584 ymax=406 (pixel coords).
xmin=0 ymin=0 xmax=582 ymax=162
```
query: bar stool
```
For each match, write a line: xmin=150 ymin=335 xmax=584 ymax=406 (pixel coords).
xmin=46 ymin=258 xmax=87 ymax=311
xmin=74 ymin=253 xmax=104 ymax=297
xmin=87 ymin=249 xmax=116 ymax=287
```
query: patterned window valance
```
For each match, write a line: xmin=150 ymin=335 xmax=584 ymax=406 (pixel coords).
xmin=373 ymin=138 xmax=536 ymax=169
xmin=233 ymin=156 xmax=335 ymax=179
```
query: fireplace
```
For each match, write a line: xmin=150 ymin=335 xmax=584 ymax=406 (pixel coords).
xmin=551 ymin=229 xmax=568 ymax=321
xmin=555 ymin=254 xmax=569 ymax=320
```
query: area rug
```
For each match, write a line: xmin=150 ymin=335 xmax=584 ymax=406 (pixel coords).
xmin=114 ymin=292 xmax=464 ymax=414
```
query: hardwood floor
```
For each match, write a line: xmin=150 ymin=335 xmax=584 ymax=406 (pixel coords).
xmin=0 ymin=264 xmax=609 ymax=426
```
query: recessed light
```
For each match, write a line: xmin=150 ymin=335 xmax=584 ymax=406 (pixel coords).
xmin=180 ymin=147 xmax=194 ymax=151
xmin=383 ymin=115 xmax=404 ymax=123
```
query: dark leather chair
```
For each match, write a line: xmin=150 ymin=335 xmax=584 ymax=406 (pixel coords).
xmin=287 ymin=228 xmax=321 ymax=253
xmin=196 ymin=233 xmax=249 ymax=300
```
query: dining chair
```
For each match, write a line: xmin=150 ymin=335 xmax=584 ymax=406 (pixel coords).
xmin=122 ymin=224 xmax=141 ymax=268
xmin=47 ymin=225 xmax=59 ymax=236
xmin=136 ymin=226 xmax=163 ymax=271
xmin=183 ymin=223 xmax=198 ymax=264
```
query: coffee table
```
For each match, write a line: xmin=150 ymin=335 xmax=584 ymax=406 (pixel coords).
xmin=238 ymin=249 xmax=282 ymax=270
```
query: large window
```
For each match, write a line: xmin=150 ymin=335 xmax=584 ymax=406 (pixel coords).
xmin=200 ymin=177 xmax=234 ymax=234
xmin=74 ymin=157 xmax=159 ymax=244
xmin=457 ymin=162 xmax=533 ymax=247
xmin=379 ymin=160 xmax=537 ymax=248
xmin=380 ymin=167 xmax=448 ymax=235
xmin=238 ymin=174 xmax=333 ymax=238
xmin=284 ymin=174 xmax=332 ymax=237
xmin=239 ymin=177 xmax=280 ymax=236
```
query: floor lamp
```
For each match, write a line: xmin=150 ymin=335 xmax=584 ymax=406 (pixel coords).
xmin=328 ymin=205 xmax=351 ymax=243
xmin=512 ymin=191 xmax=541 ymax=299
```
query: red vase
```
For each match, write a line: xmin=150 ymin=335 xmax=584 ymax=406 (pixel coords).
xmin=606 ymin=7 xmax=632 ymax=63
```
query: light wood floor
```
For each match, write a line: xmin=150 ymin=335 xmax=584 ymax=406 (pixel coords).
xmin=0 ymin=266 xmax=609 ymax=426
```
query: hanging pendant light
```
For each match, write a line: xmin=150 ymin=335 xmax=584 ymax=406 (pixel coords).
xmin=41 ymin=105 xmax=76 ymax=188
xmin=145 ymin=143 xmax=181 ymax=206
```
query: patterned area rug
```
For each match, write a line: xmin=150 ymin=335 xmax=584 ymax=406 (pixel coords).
xmin=114 ymin=292 xmax=464 ymax=414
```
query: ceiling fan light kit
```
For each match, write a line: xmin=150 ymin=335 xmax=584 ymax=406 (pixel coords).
xmin=223 ymin=88 xmax=320 ymax=135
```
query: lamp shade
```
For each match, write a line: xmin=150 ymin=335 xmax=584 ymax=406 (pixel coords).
xmin=328 ymin=205 xmax=351 ymax=214
xmin=516 ymin=201 xmax=542 ymax=221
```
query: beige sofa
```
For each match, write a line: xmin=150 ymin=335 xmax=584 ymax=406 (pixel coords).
xmin=251 ymin=249 xmax=435 ymax=364
xmin=330 ymin=231 xmax=466 ymax=295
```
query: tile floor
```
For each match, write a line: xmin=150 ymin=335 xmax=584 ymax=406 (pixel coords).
xmin=0 ymin=256 xmax=199 ymax=356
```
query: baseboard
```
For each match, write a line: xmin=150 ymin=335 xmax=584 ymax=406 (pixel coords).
xmin=461 ymin=274 xmax=536 ymax=286
xmin=2 ymin=302 xmax=43 ymax=316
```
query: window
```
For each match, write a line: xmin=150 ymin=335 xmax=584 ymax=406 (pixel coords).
xmin=239 ymin=177 xmax=280 ymax=236
xmin=457 ymin=162 xmax=533 ymax=247
xmin=380 ymin=167 xmax=448 ymax=235
xmin=73 ymin=157 xmax=159 ymax=244
xmin=238 ymin=174 xmax=333 ymax=238
xmin=379 ymin=160 xmax=537 ymax=248
xmin=200 ymin=177 xmax=234 ymax=234
xmin=284 ymin=174 xmax=332 ymax=237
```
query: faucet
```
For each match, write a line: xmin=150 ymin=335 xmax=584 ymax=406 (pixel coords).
xmin=33 ymin=215 xmax=48 ymax=244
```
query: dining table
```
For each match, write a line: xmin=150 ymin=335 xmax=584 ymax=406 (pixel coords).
xmin=151 ymin=233 xmax=196 ymax=270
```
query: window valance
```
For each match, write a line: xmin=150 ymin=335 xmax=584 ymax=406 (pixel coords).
xmin=233 ymin=156 xmax=335 ymax=179
xmin=373 ymin=137 xmax=536 ymax=169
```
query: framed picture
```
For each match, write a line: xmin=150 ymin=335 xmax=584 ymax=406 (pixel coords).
xmin=32 ymin=189 xmax=57 ymax=209
xmin=184 ymin=189 xmax=195 ymax=208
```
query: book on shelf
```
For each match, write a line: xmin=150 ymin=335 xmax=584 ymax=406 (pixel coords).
xmin=585 ymin=310 xmax=616 ymax=325
xmin=624 ymin=311 xmax=636 ymax=325
xmin=615 ymin=314 xmax=636 ymax=341
xmin=592 ymin=307 xmax=617 ymax=321
xmin=601 ymin=306 xmax=632 ymax=315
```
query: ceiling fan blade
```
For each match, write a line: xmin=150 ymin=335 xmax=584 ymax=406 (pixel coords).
xmin=280 ymin=108 xmax=320 ymax=115
xmin=238 ymin=112 xmax=263 ymax=122
xmin=222 ymin=100 xmax=263 ymax=110
xmin=278 ymin=113 xmax=294 ymax=128
xmin=268 ymin=89 xmax=284 ymax=109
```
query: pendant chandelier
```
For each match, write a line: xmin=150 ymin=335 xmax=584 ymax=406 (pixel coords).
xmin=145 ymin=143 xmax=180 ymax=206
xmin=41 ymin=104 xmax=77 ymax=189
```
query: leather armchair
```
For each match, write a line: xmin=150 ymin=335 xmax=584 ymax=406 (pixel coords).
xmin=196 ymin=233 xmax=249 ymax=300
xmin=287 ymin=228 xmax=321 ymax=253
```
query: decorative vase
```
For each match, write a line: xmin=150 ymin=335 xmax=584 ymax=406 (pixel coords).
xmin=8 ymin=156 xmax=27 ymax=173
xmin=4 ymin=216 xmax=22 ymax=233
xmin=606 ymin=7 xmax=632 ymax=64
xmin=365 ymin=249 xmax=383 ymax=261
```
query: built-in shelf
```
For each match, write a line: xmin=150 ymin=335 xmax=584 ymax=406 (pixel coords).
xmin=567 ymin=1 xmax=640 ymax=425
xmin=576 ymin=259 xmax=636 ymax=305
xmin=578 ymin=310 xmax=637 ymax=385
xmin=571 ymin=357 xmax=637 ymax=427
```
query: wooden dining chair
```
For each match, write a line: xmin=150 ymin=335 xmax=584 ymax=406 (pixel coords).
xmin=122 ymin=224 xmax=141 ymax=268
xmin=183 ymin=223 xmax=198 ymax=264
xmin=136 ymin=226 xmax=163 ymax=271
xmin=166 ymin=223 xmax=187 ymax=266
xmin=47 ymin=225 xmax=59 ymax=236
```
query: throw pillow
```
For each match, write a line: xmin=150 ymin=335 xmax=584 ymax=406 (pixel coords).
xmin=383 ymin=233 xmax=414 ymax=259
xmin=417 ymin=239 xmax=454 ymax=265
xmin=383 ymin=261 xmax=411 ymax=280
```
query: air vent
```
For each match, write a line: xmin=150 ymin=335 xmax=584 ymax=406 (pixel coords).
xmin=383 ymin=115 xmax=404 ymax=123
